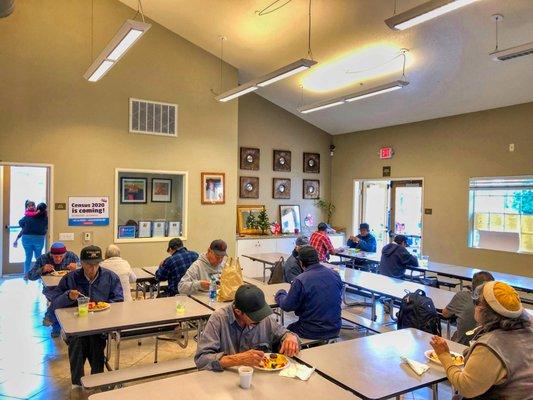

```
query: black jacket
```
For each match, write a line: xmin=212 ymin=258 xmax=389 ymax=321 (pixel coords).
xmin=378 ymin=243 xmax=418 ymax=279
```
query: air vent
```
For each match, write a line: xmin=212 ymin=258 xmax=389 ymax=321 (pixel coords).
xmin=490 ymin=41 xmax=533 ymax=61
xmin=129 ymin=98 xmax=177 ymax=137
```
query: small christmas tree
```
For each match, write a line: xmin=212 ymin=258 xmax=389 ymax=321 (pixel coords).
xmin=255 ymin=207 xmax=270 ymax=235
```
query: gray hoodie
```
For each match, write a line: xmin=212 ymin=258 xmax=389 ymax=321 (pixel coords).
xmin=178 ymin=253 xmax=223 ymax=294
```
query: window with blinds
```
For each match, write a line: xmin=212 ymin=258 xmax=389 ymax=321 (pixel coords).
xmin=129 ymin=98 xmax=177 ymax=137
xmin=469 ymin=176 xmax=533 ymax=254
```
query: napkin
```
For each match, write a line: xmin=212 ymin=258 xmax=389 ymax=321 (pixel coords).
xmin=400 ymin=356 xmax=429 ymax=376
xmin=279 ymin=363 xmax=315 ymax=381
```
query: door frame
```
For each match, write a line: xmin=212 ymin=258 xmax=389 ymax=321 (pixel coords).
xmin=0 ymin=162 xmax=54 ymax=277
xmin=352 ymin=177 xmax=424 ymax=250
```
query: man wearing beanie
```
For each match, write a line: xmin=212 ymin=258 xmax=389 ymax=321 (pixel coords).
xmin=282 ymin=235 xmax=309 ymax=283
xmin=431 ymin=281 xmax=532 ymax=399
xmin=27 ymin=242 xmax=80 ymax=337
xmin=275 ymin=246 xmax=343 ymax=340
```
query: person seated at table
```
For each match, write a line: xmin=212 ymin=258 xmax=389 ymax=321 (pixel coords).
xmin=195 ymin=284 xmax=299 ymax=370
xmin=100 ymin=244 xmax=137 ymax=302
xmin=442 ymin=271 xmax=494 ymax=345
xmin=347 ymin=223 xmax=377 ymax=252
xmin=275 ymin=246 xmax=343 ymax=340
xmin=48 ymin=245 xmax=123 ymax=387
xmin=155 ymin=238 xmax=199 ymax=296
xmin=283 ymin=235 xmax=308 ymax=283
xmin=27 ymin=242 xmax=80 ymax=337
xmin=378 ymin=235 xmax=418 ymax=279
xmin=178 ymin=239 xmax=226 ymax=295
xmin=430 ymin=281 xmax=531 ymax=399
xmin=309 ymin=222 xmax=343 ymax=262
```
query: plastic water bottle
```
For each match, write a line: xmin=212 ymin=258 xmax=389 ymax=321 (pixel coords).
xmin=209 ymin=276 xmax=217 ymax=303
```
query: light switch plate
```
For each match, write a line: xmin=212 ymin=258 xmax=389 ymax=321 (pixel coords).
xmin=59 ymin=233 xmax=75 ymax=241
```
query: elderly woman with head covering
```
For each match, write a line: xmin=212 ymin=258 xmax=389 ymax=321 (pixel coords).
xmin=99 ymin=245 xmax=136 ymax=301
xmin=430 ymin=281 xmax=532 ymax=399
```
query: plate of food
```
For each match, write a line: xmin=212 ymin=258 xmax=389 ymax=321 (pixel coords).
xmin=88 ymin=301 xmax=110 ymax=312
xmin=51 ymin=270 xmax=69 ymax=277
xmin=425 ymin=350 xmax=464 ymax=366
xmin=255 ymin=353 xmax=289 ymax=371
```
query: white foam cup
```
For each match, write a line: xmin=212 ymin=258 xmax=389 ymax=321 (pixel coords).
xmin=238 ymin=366 xmax=254 ymax=389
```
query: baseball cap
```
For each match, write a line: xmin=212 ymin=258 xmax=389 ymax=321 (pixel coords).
xmin=80 ymin=245 xmax=103 ymax=264
xmin=393 ymin=234 xmax=409 ymax=246
xmin=210 ymin=239 xmax=227 ymax=256
xmin=297 ymin=245 xmax=319 ymax=265
xmin=50 ymin=242 xmax=67 ymax=255
xmin=234 ymin=284 xmax=273 ymax=323
xmin=317 ymin=222 xmax=329 ymax=231
xmin=359 ymin=223 xmax=370 ymax=231
xmin=295 ymin=235 xmax=309 ymax=246
xmin=167 ymin=238 xmax=183 ymax=252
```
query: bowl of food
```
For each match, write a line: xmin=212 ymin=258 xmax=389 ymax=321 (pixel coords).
xmin=425 ymin=350 xmax=464 ymax=366
xmin=255 ymin=353 xmax=289 ymax=371
xmin=88 ymin=301 xmax=110 ymax=312
xmin=51 ymin=270 xmax=69 ymax=277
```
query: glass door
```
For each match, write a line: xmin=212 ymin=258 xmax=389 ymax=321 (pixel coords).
xmin=1 ymin=165 xmax=49 ymax=275
xmin=361 ymin=181 xmax=390 ymax=252
xmin=390 ymin=180 xmax=423 ymax=255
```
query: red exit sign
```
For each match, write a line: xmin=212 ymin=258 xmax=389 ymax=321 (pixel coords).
xmin=379 ymin=147 xmax=394 ymax=159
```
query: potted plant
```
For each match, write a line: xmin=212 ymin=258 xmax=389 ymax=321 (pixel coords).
xmin=314 ymin=199 xmax=335 ymax=225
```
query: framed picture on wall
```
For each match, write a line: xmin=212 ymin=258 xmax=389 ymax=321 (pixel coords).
xmin=272 ymin=178 xmax=291 ymax=199
xmin=240 ymin=176 xmax=259 ymax=199
xmin=120 ymin=177 xmax=147 ymax=204
xmin=280 ymin=205 xmax=301 ymax=234
xmin=201 ymin=172 xmax=225 ymax=204
xmin=273 ymin=150 xmax=291 ymax=172
xmin=303 ymin=179 xmax=320 ymax=199
xmin=240 ymin=147 xmax=260 ymax=170
xmin=151 ymin=178 xmax=172 ymax=202
xmin=236 ymin=205 xmax=264 ymax=235
xmin=303 ymin=152 xmax=320 ymax=173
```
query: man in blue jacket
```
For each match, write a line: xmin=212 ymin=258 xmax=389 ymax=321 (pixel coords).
xmin=378 ymin=235 xmax=418 ymax=279
xmin=49 ymin=245 xmax=123 ymax=387
xmin=275 ymin=246 xmax=343 ymax=340
xmin=347 ymin=223 xmax=377 ymax=252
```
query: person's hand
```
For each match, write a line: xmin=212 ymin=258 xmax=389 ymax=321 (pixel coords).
xmin=68 ymin=290 xmax=81 ymax=301
xmin=199 ymin=280 xmax=211 ymax=290
xmin=280 ymin=333 xmax=299 ymax=357
xmin=13 ymin=240 xmax=18 ymax=248
xmin=235 ymin=349 xmax=265 ymax=367
xmin=335 ymin=247 xmax=345 ymax=253
xmin=42 ymin=264 xmax=55 ymax=273
xmin=67 ymin=263 xmax=77 ymax=271
xmin=430 ymin=335 xmax=450 ymax=356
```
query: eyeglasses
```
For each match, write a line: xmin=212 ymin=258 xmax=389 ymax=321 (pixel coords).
xmin=473 ymin=298 xmax=481 ymax=306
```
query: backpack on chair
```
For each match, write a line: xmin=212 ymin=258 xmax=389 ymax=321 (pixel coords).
xmin=397 ymin=289 xmax=442 ymax=335
xmin=268 ymin=257 xmax=285 ymax=284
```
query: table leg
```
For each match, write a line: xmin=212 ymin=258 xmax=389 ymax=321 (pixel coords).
xmin=459 ymin=280 xmax=464 ymax=290
xmin=446 ymin=319 xmax=451 ymax=339
xmin=371 ymin=293 xmax=377 ymax=321
xmin=105 ymin=332 xmax=113 ymax=371
xmin=432 ymin=383 xmax=439 ymax=400
xmin=114 ymin=331 xmax=121 ymax=370
xmin=262 ymin=262 xmax=267 ymax=282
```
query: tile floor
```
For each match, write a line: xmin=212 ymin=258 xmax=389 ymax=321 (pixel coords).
xmin=0 ymin=275 xmax=453 ymax=399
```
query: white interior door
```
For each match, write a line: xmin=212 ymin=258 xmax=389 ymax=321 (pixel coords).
xmin=361 ymin=181 xmax=390 ymax=252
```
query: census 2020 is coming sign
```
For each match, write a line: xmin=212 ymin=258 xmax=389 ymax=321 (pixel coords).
xmin=68 ymin=197 xmax=109 ymax=226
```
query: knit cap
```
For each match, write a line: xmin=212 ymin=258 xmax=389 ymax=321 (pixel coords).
xmin=50 ymin=242 xmax=67 ymax=255
xmin=483 ymin=281 xmax=523 ymax=318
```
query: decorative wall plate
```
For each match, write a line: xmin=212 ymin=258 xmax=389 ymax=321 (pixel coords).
xmin=273 ymin=178 xmax=291 ymax=199
xmin=303 ymin=179 xmax=320 ymax=199
xmin=240 ymin=176 xmax=259 ymax=198
xmin=273 ymin=150 xmax=291 ymax=172
xmin=240 ymin=147 xmax=260 ymax=170
xmin=303 ymin=152 xmax=320 ymax=173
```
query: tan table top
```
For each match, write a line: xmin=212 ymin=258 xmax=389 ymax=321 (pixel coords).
xmin=337 ymin=249 xmax=381 ymax=263
xmin=338 ymin=268 xmax=454 ymax=310
xmin=132 ymin=267 xmax=155 ymax=281
xmin=142 ymin=265 xmax=158 ymax=276
xmin=242 ymin=252 xmax=290 ymax=265
xmin=89 ymin=368 xmax=355 ymax=400
xmin=55 ymin=295 xmax=212 ymax=337
xmin=41 ymin=274 xmax=62 ymax=288
xmin=297 ymin=328 xmax=467 ymax=400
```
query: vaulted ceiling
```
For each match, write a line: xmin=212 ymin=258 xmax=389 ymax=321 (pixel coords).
xmin=118 ymin=0 xmax=533 ymax=134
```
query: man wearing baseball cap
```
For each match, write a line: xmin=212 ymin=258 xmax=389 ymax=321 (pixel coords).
xmin=431 ymin=281 xmax=531 ymax=399
xmin=309 ymin=222 xmax=343 ymax=262
xmin=178 ymin=239 xmax=227 ymax=295
xmin=195 ymin=284 xmax=299 ymax=370
xmin=49 ymin=245 xmax=123 ymax=387
xmin=27 ymin=242 xmax=80 ymax=337
xmin=155 ymin=238 xmax=199 ymax=296
xmin=378 ymin=234 xmax=418 ymax=279
xmin=276 ymin=246 xmax=343 ymax=340
xmin=282 ymin=235 xmax=308 ymax=283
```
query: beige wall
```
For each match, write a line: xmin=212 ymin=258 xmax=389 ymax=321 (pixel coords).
xmin=238 ymin=94 xmax=332 ymax=236
xmin=332 ymin=102 xmax=533 ymax=277
xmin=0 ymin=0 xmax=238 ymax=268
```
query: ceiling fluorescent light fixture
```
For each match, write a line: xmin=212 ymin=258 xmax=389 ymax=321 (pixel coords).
xmin=490 ymin=41 xmax=533 ymax=61
xmin=216 ymin=58 xmax=316 ymax=102
xmin=299 ymin=80 xmax=409 ymax=114
xmin=84 ymin=19 xmax=151 ymax=82
xmin=385 ymin=0 xmax=479 ymax=31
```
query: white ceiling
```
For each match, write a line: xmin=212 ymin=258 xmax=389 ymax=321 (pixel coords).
xmin=118 ymin=0 xmax=533 ymax=134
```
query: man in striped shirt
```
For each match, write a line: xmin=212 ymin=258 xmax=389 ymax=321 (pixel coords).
xmin=309 ymin=222 xmax=343 ymax=262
